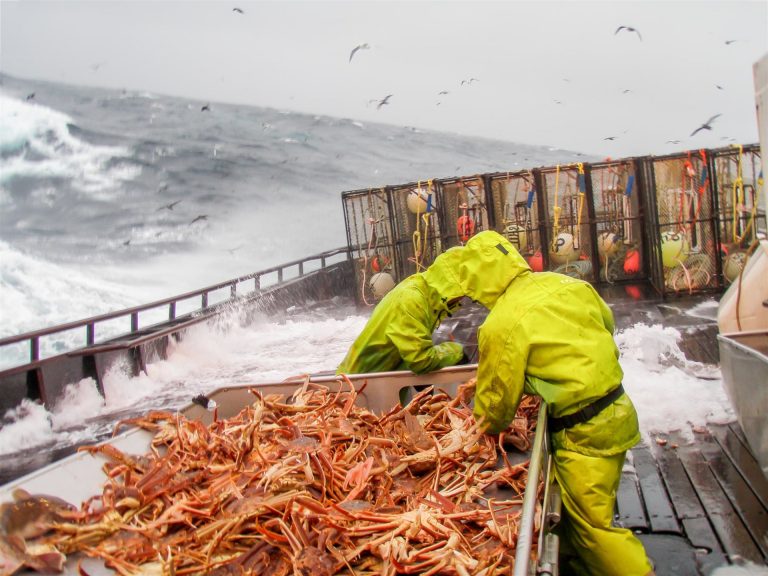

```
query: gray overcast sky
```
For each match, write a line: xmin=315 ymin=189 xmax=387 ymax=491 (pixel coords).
xmin=1 ymin=0 xmax=767 ymax=158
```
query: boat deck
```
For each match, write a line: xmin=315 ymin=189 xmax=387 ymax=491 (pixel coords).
xmin=438 ymin=282 xmax=768 ymax=574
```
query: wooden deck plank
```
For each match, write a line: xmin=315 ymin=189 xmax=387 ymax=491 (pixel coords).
xmin=676 ymin=441 xmax=764 ymax=563
xmin=616 ymin=468 xmax=649 ymax=530
xmin=711 ymin=424 xmax=768 ymax=510
xmin=632 ymin=445 xmax=681 ymax=534
xmin=654 ymin=439 xmax=723 ymax=553
xmin=695 ymin=430 xmax=768 ymax=561
xmin=729 ymin=422 xmax=758 ymax=460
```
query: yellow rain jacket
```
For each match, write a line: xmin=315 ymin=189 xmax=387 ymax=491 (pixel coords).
xmin=461 ymin=231 xmax=651 ymax=576
xmin=337 ymin=248 xmax=465 ymax=375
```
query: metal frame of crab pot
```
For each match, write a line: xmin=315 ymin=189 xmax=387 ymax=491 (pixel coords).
xmin=587 ymin=158 xmax=650 ymax=285
xmin=535 ymin=163 xmax=599 ymax=282
xmin=486 ymin=169 xmax=544 ymax=265
xmin=387 ymin=180 xmax=445 ymax=280
xmin=639 ymin=149 xmax=723 ymax=297
xmin=341 ymin=186 xmax=399 ymax=306
xmin=341 ymin=143 xmax=761 ymax=305
xmin=708 ymin=144 xmax=767 ymax=287
xmin=434 ymin=174 xmax=492 ymax=249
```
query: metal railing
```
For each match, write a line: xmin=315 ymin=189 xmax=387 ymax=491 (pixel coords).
xmin=0 ymin=247 xmax=351 ymax=366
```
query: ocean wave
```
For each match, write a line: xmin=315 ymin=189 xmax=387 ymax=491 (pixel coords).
xmin=0 ymin=93 xmax=137 ymax=194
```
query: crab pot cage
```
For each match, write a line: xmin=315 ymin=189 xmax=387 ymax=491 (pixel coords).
xmin=341 ymin=187 xmax=398 ymax=306
xmin=487 ymin=171 xmax=543 ymax=263
xmin=537 ymin=164 xmax=597 ymax=282
xmin=641 ymin=151 xmax=721 ymax=297
xmin=437 ymin=176 xmax=491 ymax=248
xmin=710 ymin=144 xmax=766 ymax=286
xmin=589 ymin=159 xmax=647 ymax=284
xmin=388 ymin=181 xmax=444 ymax=280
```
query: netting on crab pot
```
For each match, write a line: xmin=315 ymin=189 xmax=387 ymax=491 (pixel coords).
xmin=589 ymin=159 xmax=646 ymax=284
xmin=342 ymin=187 xmax=398 ymax=306
xmin=436 ymin=176 xmax=491 ymax=248
xmin=389 ymin=181 xmax=444 ymax=279
xmin=488 ymin=171 xmax=542 ymax=264
xmin=538 ymin=164 xmax=597 ymax=282
xmin=711 ymin=144 xmax=766 ymax=285
xmin=646 ymin=152 xmax=721 ymax=296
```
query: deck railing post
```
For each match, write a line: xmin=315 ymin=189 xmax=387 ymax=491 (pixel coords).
xmin=169 ymin=302 xmax=176 ymax=320
xmin=321 ymin=255 xmax=327 ymax=268
xmin=31 ymin=336 xmax=39 ymax=362
xmin=231 ymin=283 xmax=237 ymax=298
xmin=86 ymin=323 xmax=95 ymax=346
xmin=278 ymin=269 xmax=283 ymax=283
xmin=255 ymin=276 xmax=261 ymax=291
xmin=202 ymin=293 xmax=208 ymax=308
xmin=131 ymin=313 xmax=139 ymax=333
xmin=299 ymin=262 xmax=304 ymax=276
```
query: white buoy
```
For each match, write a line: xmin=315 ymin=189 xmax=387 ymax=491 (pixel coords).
xmin=597 ymin=231 xmax=621 ymax=258
xmin=369 ymin=272 xmax=396 ymax=298
xmin=503 ymin=224 xmax=527 ymax=252
xmin=407 ymin=188 xmax=431 ymax=214
xmin=550 ymin=232 xmax=577 ymax=265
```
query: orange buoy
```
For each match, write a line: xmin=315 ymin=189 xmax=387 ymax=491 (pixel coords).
xmin=527 ymin=251 xmax=544 ymax=272
xmin=457 ymin=215 xmax=475 ymax=242
xmin=371 ymin=255 xmax=390 ymax=273
xmin=624 ymin=249 xmax=640 ymax=274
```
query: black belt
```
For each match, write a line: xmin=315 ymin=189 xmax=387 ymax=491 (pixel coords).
xmin=548 ymin=384 xmax=625 ymax=433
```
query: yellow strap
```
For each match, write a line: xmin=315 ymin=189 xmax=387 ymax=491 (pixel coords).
xmin=551 ymin=165 xmax=561 ymax=250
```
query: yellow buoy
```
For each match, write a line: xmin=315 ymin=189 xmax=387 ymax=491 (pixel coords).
xmin=660 ymin=231 xmax=690 ymax=268
xmin=723 ymin=251 xmax=747 ymax=283
xmin=503 ymin=224 xmax=527 ymax=252
xmin=550 ymin=232 xmax=577 ymax=265
xmin=369 ymin=272 xmax=396 ymax=298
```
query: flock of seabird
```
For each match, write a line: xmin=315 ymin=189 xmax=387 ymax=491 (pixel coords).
xmin=23 ymin=7 xmax=742 ymax=251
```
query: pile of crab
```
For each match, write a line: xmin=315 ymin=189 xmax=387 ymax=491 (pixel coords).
xmin=2 ymin=378 xmax=540 ymax=575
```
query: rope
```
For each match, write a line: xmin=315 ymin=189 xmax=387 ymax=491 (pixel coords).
xmin=575 ymin=163 xmax=585 ymax=250
xmin=551 ymin=165 xmax=561 ymax=251
xmin=360 ymin=188 xmax=386 ymax=306
xmin=734 ymin=237 xmax=762 ymax=331
xmin=729 ymin=144 xmax=756 ymax=245
xmin=410 ymin=179 xmax=433 ymax=272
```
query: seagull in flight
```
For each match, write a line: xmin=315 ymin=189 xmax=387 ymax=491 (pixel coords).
xmin=604 ymin=136 xmax=618 ymax=141
xmin=438 ymin=90 xmax=450 ymax=95
xmin=460 ymin=78 xmax=479 ymax=86
xmin=191 ymin=215 xmax=209 ymax=224
xmin=724 ymin=39 xmax=739 ymax=45
xmin=615 ymin=25 xmax=642 ymax=41
xmin=349 ymin=43 xmax=370 ymax=63
xmin=376 ymin=94 xmax=393 ymax=109
xmin=157 ymin=200 xmax=182 ymax=211
xmin=666 ymin=139 xmax=682 ymax=144
xmin=690 ymin=114 xmax=722 ymax=136
xmin=201 ymin=104 xmax=211 ymax=112
xmin=232 ymin=7 xmax=244 ymax=14
xmin=25 ymin=92 xmax=35 ymax=101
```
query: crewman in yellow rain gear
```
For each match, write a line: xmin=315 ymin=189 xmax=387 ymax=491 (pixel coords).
xmin=337 ymin=246 xmax=467 ymax=376
xmin=458 ymin=230 xmax=654 ymax=576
